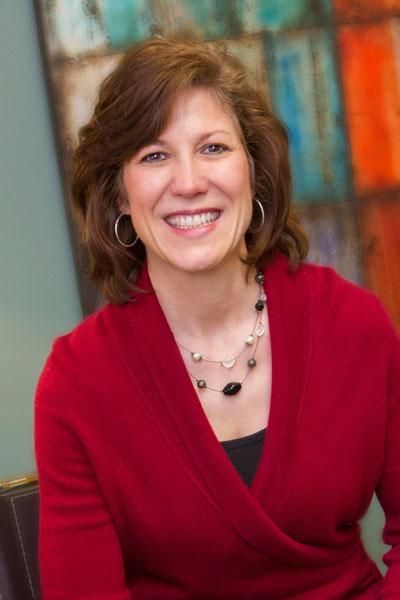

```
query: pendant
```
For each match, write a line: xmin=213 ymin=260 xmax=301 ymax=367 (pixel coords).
xmin=255 ymin=322 xmax=265 ymax=337
xmin=221 ymin=356 xmax=235 ymax=369
xmin=222 ymin=382 xmax=242 ymax=396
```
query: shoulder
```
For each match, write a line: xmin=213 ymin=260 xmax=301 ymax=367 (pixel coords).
xmin=50 ymin=302 xmax=114 ymax=363
xmin=35 ymin=301 xmax=129 ymax=405
xmin=266 ymin=253 xmax=398 ymax=344
xmin=301 ymin=262 xmax=399 ymax=351
xmin=300 ymin=260 xmax=377 ymax=311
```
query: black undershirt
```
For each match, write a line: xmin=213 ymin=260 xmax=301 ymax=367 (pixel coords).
xmin=221 ymin=428 xmax=266 ymax=487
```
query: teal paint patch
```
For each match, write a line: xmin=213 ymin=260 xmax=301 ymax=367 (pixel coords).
xmin=266 ymin=30 xmax=350 ymax=204
xmin=186 ymin=0 xmax=236 ymax=38
xmin=238 ymin=0 xmax=332 ymax=32
xmin=102 ymin=0 xmax=151 ymax=49
xmin=148 ymin=0 xmax=241 ymax=38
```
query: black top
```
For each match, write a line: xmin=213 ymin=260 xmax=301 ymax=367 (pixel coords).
xmin=221 ymin=428 xmax=266 ymax=487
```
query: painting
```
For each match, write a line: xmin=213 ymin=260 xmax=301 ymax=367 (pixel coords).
xmin=34 ymin=0 xmax=400 ymax=326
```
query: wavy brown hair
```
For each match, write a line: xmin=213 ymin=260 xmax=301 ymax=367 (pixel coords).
xmin=71 ymin=36 xmax=308 ymax=304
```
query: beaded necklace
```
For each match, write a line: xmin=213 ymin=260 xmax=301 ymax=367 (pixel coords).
xmin=176 ymin=272 xmax=266 ymax=396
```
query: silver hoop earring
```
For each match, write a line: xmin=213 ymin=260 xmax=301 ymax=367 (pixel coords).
xmin=251 ymin=198 xmax=265 ymax=233
xmin=114 ymin=213 xmax=138 ymax=248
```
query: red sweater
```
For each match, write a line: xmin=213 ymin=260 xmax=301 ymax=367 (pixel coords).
xmin=35 ymin=255 xmax=400 ymax=599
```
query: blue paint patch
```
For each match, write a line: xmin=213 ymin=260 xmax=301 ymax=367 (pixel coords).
xmin=266 ymin=30 xmax=350 ymax=204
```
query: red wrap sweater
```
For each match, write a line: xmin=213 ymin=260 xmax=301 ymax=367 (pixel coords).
xmin=35 ymin=255 xmax=400 ymax=599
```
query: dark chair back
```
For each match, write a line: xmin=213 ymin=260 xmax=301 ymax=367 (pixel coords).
xmin=0 ymin=475 xmax=40 ymax=600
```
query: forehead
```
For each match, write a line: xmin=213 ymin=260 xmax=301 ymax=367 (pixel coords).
xmin=164 ymin=87 xmax=242 ymax=136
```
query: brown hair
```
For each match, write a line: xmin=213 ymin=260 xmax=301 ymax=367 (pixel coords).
xmin=71 ymin=36 xmax=308 ymax=304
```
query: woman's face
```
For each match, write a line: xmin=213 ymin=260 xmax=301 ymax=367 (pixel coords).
xmin=122 ymin=87 xmax=253 ymax=276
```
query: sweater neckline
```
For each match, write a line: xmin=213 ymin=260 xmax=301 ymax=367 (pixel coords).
xmin=109 ymin=253 xmax=322 ymax=564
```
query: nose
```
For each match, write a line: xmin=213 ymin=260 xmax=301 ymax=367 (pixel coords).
xmin=170 ymin=157 xmax=208 ymax=198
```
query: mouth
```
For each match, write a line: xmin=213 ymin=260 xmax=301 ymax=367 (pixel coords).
xmin=165 ymin=210 xmax=220 ymax=230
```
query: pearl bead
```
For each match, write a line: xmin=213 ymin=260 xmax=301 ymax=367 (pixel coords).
xmin=221 ymin=356 xmax=235 ymax=369
xmin=247 ymin=358 xmax=257 ymax=368
xmin=192 ymin=352 xmax=202 ymax=362
xmin=197 ymin=379 xmax=207 ymax=389
xmin=245 ymin=335 xmax=255 ymax=346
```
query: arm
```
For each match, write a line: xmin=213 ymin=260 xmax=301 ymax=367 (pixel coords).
xmin=35 ymin=350 xmax=132 ymax=600
xmin=375 ymin=319 xmax=400 ymax=598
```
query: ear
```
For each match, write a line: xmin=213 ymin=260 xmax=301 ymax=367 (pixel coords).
xmin=117 ymin=168 xmax=131 ymax=214
xmin=246 ymin=152 xmax=256 ymax=195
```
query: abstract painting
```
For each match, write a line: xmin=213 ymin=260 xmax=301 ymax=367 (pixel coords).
xmin=35 ymin=0 xmax=400 ymax=325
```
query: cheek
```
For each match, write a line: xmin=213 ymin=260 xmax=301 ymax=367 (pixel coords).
xmin=122 ymin=168 xmax=150 ymax=214
xmin=231 ymin=159 xmax=253 ymax=204
xmin=214 ymin=154 xmax=252 ymax=196
xmin=123 ymin=165 xmax=169 ymax=214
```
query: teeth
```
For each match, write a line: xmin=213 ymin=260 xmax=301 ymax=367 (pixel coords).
xmin=166 ymin=211 xmax=220 ymax=229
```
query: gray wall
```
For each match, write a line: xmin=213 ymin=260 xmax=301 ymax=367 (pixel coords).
xmin=0 ymin=0 xmax=387 ymax=575
xmin=0 ymin=2 xmax=81 ymax=479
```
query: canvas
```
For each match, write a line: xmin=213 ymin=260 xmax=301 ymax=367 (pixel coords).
xmin=34 ymin=0 xmax=400 ymax=326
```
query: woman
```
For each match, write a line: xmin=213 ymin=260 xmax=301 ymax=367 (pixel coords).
xmin=35 ymin=37 xmax=400 ymax=598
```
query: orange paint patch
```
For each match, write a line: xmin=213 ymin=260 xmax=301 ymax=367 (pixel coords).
xmin=338 ymin=20 xmax=400 ymax=195
xmin=360 ymin=197 xmax=400 ymax=328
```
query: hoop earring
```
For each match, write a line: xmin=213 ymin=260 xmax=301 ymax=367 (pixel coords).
xmin=114 ymin=213 xmax=138 ymax=248
xmin=250 ymin=198 xmax=265 ymax=233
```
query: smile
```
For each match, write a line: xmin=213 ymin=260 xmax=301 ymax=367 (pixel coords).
xmin=165 ymin=211 xmax=220 ymax=229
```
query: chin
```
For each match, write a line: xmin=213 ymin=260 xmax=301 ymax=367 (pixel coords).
xmin=167 ymin=252 xmax=237 ymax=275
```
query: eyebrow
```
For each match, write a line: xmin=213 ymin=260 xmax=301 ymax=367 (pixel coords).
xmin=154 ymin=130 xmax=233 ymax=146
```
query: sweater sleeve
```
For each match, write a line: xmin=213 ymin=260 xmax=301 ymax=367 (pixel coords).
xmin=375 ymin=316 xmax=400 ymax=598
xmin=34 ymin=345 xmax=133 ymax=600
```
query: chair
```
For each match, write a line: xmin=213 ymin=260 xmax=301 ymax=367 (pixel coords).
xmin=0 ymin=474 xmax=40 ymax=600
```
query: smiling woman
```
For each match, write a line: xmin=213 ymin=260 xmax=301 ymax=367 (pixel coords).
xmin=70 ymin=36 xmax=306 ymax=304
xmin=35 ymin=37 xmax=400 ymax=599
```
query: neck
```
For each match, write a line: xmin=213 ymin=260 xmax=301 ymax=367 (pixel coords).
xmin=147 ymin=258 xmax=259 ymax=340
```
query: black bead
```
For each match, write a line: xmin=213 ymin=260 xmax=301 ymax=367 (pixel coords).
xmin=255 ymin=299 xmax=265 ymax=311
xmin=255 ymin=272 xmax=264 ymax=284
xmin=247 ymin=358 xmax=257 ymax=368
xmin=197 ymin=379 xmax=207 ymax=389
xmin=222 ymin=382 xmax=242 ymax=396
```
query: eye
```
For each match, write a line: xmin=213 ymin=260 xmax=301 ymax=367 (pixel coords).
xmin=140 ymin=151 xmax=167 ymax=163
xmin=201 ymin=143 xmax=229 ymax=155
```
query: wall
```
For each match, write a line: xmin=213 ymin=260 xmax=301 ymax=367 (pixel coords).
xmin=0 ymin=2 xmax=81 ymax=479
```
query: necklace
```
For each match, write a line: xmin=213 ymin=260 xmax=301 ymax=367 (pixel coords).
xmin=180 ymin=272 xmax=266 ymax=396
xmin=178 ymin=311 xmax=265 ymax=369
xmin=189 ymin=332 xmax=261 ymax=395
